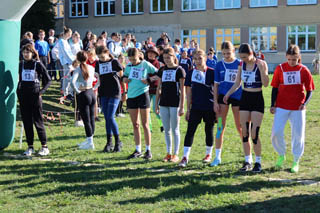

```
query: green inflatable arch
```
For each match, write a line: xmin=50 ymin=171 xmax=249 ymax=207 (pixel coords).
xmin=0 ymin=0 xmax=36 ymax=150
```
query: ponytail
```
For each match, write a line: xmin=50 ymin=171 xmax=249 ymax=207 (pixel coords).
xmin=76 ymin=51 xmax=89 ymax=80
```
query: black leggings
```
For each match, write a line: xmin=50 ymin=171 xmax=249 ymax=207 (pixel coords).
xmin=184 ymin=109 xmax=215 ymax=147
xmin=78 ymin=89 xmax=96 ymax=137
xmin=18 ymin=92 xmax=47 ymax=146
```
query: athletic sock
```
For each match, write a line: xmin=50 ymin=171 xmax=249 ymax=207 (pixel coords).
xmin=146 ymin=145 xmax=151 ymax=151
xmin=255 ymin=156 xmax=261 ymax=164
xmin=206 ymin=146 xmax=213 ymax=156
xmin=215 ymin=148 xmax=222 ymax=160
xmin=136 ymin=145 xmax=141 ymax=153
xmin=245 ymin=155 xmax=253 ymax=164
xmin=183 ymin=147 xmax=191 ymax=159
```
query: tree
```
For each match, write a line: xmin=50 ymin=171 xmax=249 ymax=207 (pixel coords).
xmin=21 ymin=0 xmax=56 ymax=39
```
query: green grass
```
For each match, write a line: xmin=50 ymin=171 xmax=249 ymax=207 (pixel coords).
xmin=1 ymin=75 xmax=320 ymax=212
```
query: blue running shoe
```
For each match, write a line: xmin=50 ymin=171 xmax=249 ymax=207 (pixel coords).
xmin=210 ymin=157 xmax=221 ymax=167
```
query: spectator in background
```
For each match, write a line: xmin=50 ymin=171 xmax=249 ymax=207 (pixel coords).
xmin=156 ymin=32 xmax=170 ymax=47
xmin=174 ymin=39 xmax=182 ymax=50
xmin=47 ymin=29 xmax=58 ymax=43
xmin=69 ymin=31 xmax=82 ymax=56
xmin=147 ymin=36 xmax=155 ymax=47
xmin=82 ymin=31 xmax=92 ymax=51
xmin=257 ymin=50 xmax=265 ymax=60
xmin=180 ymin=40 xmax=189 ymax=54
xmin=48 ymin=36 xmax=57 ymax=80
xmin=35 ymin=29 xmax=50 ymax=69
xmin=96 ymin=35 xmax=107 ymax=47
xmin=20 ymin=31 xmax=34 ymax=47
xmin=107 ymin=32 xmax=122 ymax=57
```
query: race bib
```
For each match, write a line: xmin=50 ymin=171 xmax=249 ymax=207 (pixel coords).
xmin=224 ymin=69 xmax=238 ymax=83
xmin=180 ymin=59 xmax=187 ymax=64
xmin=241 ymin=71 xmax=256 ymax=83
xmin=129 ymin=67 xmax=143 ymax=80
xmin=22 ymin=69 xmax=36 ymax=82
xmin=162 ymin=69 xmax=177 ymax=82
xmin=283 ymin=71 xmax=301 ymax=85
xmin=191 ymin=70 xmax=206 ymax=85
xmin=99 ymin=62 xmax=112 ymax=75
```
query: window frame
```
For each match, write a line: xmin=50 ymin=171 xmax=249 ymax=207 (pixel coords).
xmin=150 ymin=0 xmax=174 ymax=13
xmin=69 ymin=0 xmax=89 ymax=18
xmin=181 ymin=29 xmax=207 ymax=51
xmin=286 ymin=25 xmax=317 ymax=52
xmin=53 ymin=0 xmax=64 ymax=19
xmin=95 ymin=0 xmax=116 ymax=16
xmin=287 ymin=0 xmax=317 ymax=5
xmin=249 ymin=26 xmax=277 ymax=52
xmin=249 ymin=0 xmax=278 ymax=8
xmin=122 ymin=0 xmax=144 ymax=15
xmin=214 ymin=0 xmax=241 ymax=10
xmin=214 ymin=28 xmax=241 ymax=52
xmin=181 ymin=0 xmax=206 ymax=11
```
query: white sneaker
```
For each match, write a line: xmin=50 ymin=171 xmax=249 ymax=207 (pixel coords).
xmin=117 ymin=113 xmax=125 ymax=118
xmin=79 ymin=142 xmax=94 ymax=150
xmin=75 ymin=120 xmax=84 ymax=127
xmin=38 ymin=147 xmax=50 ymax=156
xmin=98 ymin=107 xmax=102 ymax=114
xmin=77 ymin=140 xmax=89 ymax=147
xmin=23 ymin=147 xmax=35 ymax=156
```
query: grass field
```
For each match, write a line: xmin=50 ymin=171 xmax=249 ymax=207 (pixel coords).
xmin=1 ymin=75 xmax=320 ymax=212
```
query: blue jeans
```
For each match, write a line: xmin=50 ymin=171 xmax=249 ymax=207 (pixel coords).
xmin=100 ymin=97 xmax=120 ymax=135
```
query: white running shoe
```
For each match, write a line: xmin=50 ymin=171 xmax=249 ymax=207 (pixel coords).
xmin=38 ymin=147 xmax=50 ymax=156
xmin=79 ymin=142 xmax=95 ymax=150
xmin=77 ymin=140 xmax=89 ymax=147
xmin=23 ymin=147 xmax=35 ymax=156
xmin=75 ymin=120 xmax=84 ymax=127
xmin=117 ymin=113 xmax=125 ymax=118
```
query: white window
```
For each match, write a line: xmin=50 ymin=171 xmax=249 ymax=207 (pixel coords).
xmin=214 ymin=28 xmax=240 ymax=51
xmin=287 ymin=0 xmax=316 ymax=5
xmin=249 ymin=27 xmax=277 ymax=52
xmin=53 ymin=0 xmax=64 ymax=19
xmin=215 ymin=0 xmax=241 ymax=9
xmin=287 ymin=25 xmax=316 ymax=51
xmin=151 ymin=0 xmax=173 ymax=13
xmin=182 ymin=0 xmax=206 ymax=11
xmin=95 ymin=0 xmax=115 ymax=16
xmin=181 ymin=29 xmax=206 ymax=51
xmin=250 ymin=0 xmax=277 ymax=7
xmin=122 ymin=0 xmax=144 ymax=14
xmin=70 ymin=0 xmax=88 ymax=17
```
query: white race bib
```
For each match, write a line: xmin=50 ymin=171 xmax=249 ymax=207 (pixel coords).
xmin=162 ymin=69 xmax=177 ymax=82
xmin=180 ymin=59 xmax=187 ymax=64
xmin=224 ymin=69 xmax=238 ymax=83
xmin=99 ymin=62 xmax=112 ymax=75
xmin=241 ymin=71 xmax=256 ymax=83
xmin=129 ymin=67 xmax=143 ymax=80
xmin=191 ymin=70 xmax=206 ymax=85
xmin=22 ymin=69 xmax=36 ymax=82
xmin=283 ymin=71 xmax=301 ymax=85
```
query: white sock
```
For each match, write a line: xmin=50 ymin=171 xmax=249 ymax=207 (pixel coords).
xmin=245 ymin=155 xmax=253 ymax=164
xmin=206 ymin=146 xmax=213 ymax=156
xmin=146 ymin=145 xmax=151 ymax=151
xmin=215 ymin=149 xmax=222 ymax=160
xmin=183 ymin=147 xmax=191 ymax=159
xmin=136 ymin=145 xmax=141 ymax=152
xmin=87 ymin=136 xmax=93 ymax=144
xmin=255 ymin=156 xmax=261 ymax=164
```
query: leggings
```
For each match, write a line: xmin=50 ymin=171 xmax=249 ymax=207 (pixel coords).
xmin=18 ymin=92 xmax=47 ymax=146
xmin=100 ymin=96 xmax=120 ymax=136
xmin=78 ymin=89 xmax=96 ymax=137
xmin=184 ymin=109 xmax=215 ymax=147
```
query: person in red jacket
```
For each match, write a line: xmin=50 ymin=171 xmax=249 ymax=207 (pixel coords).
xmin=270 ymin=45 xmax=315 ymax=173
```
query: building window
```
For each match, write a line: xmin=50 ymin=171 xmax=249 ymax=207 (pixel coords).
xmin=70 ymin=0 xmax=88 ymax=17
xmin=249 ymin=27 xmax=277 ymax=52
xmin=182 ymin=0 xmax=206 ymax=11
xmin=123 ymin=0 xmax=144 ymax=14
xmin=287 ymin=0 xmax=316 ymax=5
xmin=250 ymin=0 xmax=277 ymax=7
xmin=287 ymin=25 xmax=316 ymax=51
xmin=53 ymin=0 xmax=64 ymax=19
xmin=181 ymin=29 xmax=206 ymax=51
xmin=214 ymin=28 xmax=240 ymax=51
xmin=151 ymin=0 xmax=173 ymax=13
xmin=95 ymin=0 xmax=115 ymax=16
xmin=215 ymin=0 xmax=241 ymax=9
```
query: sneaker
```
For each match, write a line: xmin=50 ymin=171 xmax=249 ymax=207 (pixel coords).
xmin=127 ymin=150 xmax=142 ymax=159
xmin=77 ymin=140 xmax=88 ymax=147
xmin=75 ymin=120 xmax=84 ymax=127
xmin=103 ymin=142 xmax=114 ymax=153
xmin=291 ymin=161 xmax=299 ymax=173
xmin=240 ymin=162 xmax=252 ymax=172
xmin=113 ymin=141 xmax=123 ymax=152
xmin=210 ymin=157 xmax=221 ymax=167
xmin=143 ymin=150 xmax=152 ymax=160
xmin=23 ymin=147 xmax=35 ymax=156
xmin=179 ymin=157 xmax=188 ymax=167
xmin=79 ymin=142 xmax=94 ymax=150
xmin=171 ymin=155 xmax=179 ymax=163
xmin=163 ymin=154 xmax=172 ymax=162
xmin=202 ymin=154 xmax=212 ymax=163
xmin=160 ymin=126 xmax=164 ymax=132
xmin=275 ymin=155 xmax=286 ymax=169
xmin=252 ymin=162 xmax=262 ymax=173
xmin=38 ymin=147 xmax=50 ymax=156
xmin=117 ymin=113 xmax=125 ymax=118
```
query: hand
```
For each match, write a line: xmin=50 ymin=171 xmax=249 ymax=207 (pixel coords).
xmin=298 ymin=104 xmax=306 ymax=110
xmin=214 ymin=102 xmax=220 ymax=114
xmin=155 ymin=105 xmax=160 ymax=115
xmin=223 ymin=95 xmax=229 ymax=105
xmin=178 ymin=107 xmax=184 ymax=116
xmin=270 ymin=107 xmax=276 ymax=114
xmin=149 ymin=75 xmax=159 ymax=82
xmin=185 ymin=110 xmax=190 ymax=121
xmin=121 ymin=93 xmax=127 ymax=102
xmin=141 ymin=79 xmax=148 ymax=84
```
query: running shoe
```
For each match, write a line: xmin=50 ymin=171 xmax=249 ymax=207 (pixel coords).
xmin=240 ymin=162 xmax=252 ymax=172
xmin=163 ymin=154 xmax=172 ymax=162
xmin=23 ymin=147 xmax=35 ymax=156
xmin=202 ymin=154 xmax=212 ymax=163
xmin=210 ymin=157 xmax=221 ymax=167
xmin=179 ymin=157 xmax=188 ymax=167
xmin=127 ymin=150 xmax=142 ymax=159
xmin=252 ymin=162 xmax=262 ymax=173
xmin=291 ymin=161 xmax=299 ymax=173
xmin=38 ymin=147 xmax=50 ymax=156
xmin=275 ymin=155 xmax=286 ymax=169
xmin=143 ymin=150 xmax=152 ymax=160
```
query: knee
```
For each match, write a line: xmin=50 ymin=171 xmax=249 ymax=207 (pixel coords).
xmin=132 ymin=122 xmax=140 ymax=130
xmin=251 ymin=126 xmax=260 ymax=145
xmin=141 ymin=122 xmax=149 ymax=130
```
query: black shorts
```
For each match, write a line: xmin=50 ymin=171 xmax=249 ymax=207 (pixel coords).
xmin=218 ymin=94 xmax=240 ymax=107
xmin=239 ymin=90 xmax=264 ymax=113
xmin=127 ymin=92 xmax=150 ymax=109
xmin=189 ymin=109 xmax=216 ymax=125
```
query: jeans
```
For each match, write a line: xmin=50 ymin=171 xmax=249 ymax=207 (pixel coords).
xmin=100 ymin=96 xmax=120 ymax=135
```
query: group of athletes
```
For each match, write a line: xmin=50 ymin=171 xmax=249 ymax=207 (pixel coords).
xmin=18 ymin=27 xmax=315 ymax=173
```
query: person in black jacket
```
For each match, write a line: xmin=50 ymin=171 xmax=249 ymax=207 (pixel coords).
xmin=18 ymin=43 xmax=51 ymax=156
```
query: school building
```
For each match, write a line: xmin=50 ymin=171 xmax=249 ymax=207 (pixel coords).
xmin=52 ymin=0 xmax=320 ymax=70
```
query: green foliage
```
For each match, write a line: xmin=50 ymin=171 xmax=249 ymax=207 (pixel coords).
xmin=21 ymin=0 xmax=56 ymax=39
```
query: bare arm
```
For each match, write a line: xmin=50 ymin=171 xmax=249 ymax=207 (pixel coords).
xmin=258 ymin=60 xmax=269 ymax=87
xmin=224 ymin=66 xmax=242 ymax=103
xmin=185 ymin=86 xmax=192 ymax=121
xmin=213 ymin=82 xmax=220 ymax=113
xmin=179 ymin=78 xmax=185 ymax=116
xmin=155 ymin=78 xmax=162 ymax=114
